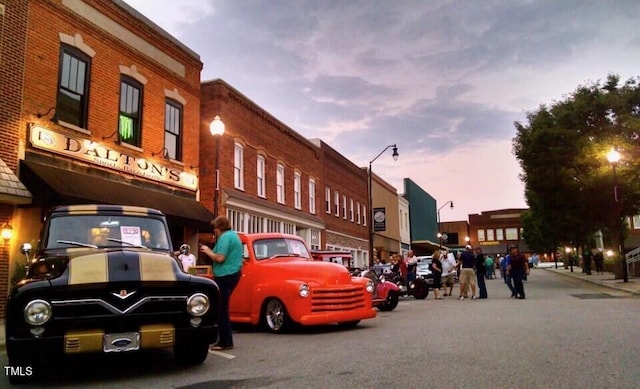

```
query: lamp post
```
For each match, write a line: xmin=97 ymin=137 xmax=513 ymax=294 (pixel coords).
xmin=437 ymin=201 xmax=454 ymax=248
xmin=209 ymin=115 xmax=225 ymax=219
xmin=606 ymin=147 xmax=628 ymax=282
xmin=368 ymin=144 xmax=399 ymax=266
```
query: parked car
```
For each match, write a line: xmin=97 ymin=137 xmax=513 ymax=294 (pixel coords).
xmin=5 ymin=205 xmax=220 ymax=383
xmin=230 ymin=234 xmax=377 ymax=333
xmin=372 ymin=263 xmax=429 ymax=299
xmin=416 ymin=255 xmax=435 ymax=288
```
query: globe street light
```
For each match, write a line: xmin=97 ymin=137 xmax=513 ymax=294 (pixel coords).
xmin=437 ymin=201 xmax=454 ymax=248
xmin=606 ymin=147 xmax=628 ymax=282
xmin=209 ymin=115 xmax=225 ymax=219
xmin=368 ymin=144 xmax=399 ymax=266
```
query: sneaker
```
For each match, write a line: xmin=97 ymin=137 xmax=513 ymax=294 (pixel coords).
xmin=458 ymin=296 xmax=464 ymax=300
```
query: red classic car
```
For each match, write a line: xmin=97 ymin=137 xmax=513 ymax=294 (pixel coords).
xmin=230 ymin=234 xmax=377 ymax=333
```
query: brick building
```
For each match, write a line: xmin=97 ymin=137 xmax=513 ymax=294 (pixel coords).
xmin=0 ymin=0 xmax=214 ymax=315
xmin=310 ymin=139 xmax=369 ymax=268
xmin=200 ymin=80 xmax=324 ymax=246
xmin=468 ymin=208 xmax=530 ymax=256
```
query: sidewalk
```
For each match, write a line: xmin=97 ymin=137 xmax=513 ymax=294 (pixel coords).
xmin=541 ymin=263 xmax=640 ymax=295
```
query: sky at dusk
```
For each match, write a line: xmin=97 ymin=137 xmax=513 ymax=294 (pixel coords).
xmin=124 ymin=0 xmax=640 ymax=221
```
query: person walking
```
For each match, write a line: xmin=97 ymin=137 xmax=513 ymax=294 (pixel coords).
xmin=501 ymin=251 xmax=516 ymax=298
xmin=475 ymin=247 xmax=488 ymax=299
xmin=506 ymin=246 xmax=529 ymax=299
xmin=200 ymin=216 xmax=243 ymax=351
xmin=457 ymin=245 xmax=477 ymax=300
xmin=440 ymin=250 xmax=456 ymax=296
xmin=430 ymin=250 xmax=443 ymax=300
xmin=594 ymin=248 xmax=605 ymax=275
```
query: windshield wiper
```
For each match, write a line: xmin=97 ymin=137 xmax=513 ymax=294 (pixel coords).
xmin=107 ymin=238 xmax=148 ymax=250
xmin=268 ymin=253 xmax=304 ymax=259
xmin=57 ymin=240 xmax=98 ymax=249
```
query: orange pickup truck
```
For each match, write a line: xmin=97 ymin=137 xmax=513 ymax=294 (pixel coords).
xmin=229 ymin=233 xmax=377 ymax=333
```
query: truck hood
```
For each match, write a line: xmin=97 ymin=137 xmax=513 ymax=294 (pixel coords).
xmin=261 ymin=258 xmax=353 ymax=285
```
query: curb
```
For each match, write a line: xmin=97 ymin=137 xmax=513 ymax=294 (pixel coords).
xmin=543 ymin=268 xmax=640 ymax=296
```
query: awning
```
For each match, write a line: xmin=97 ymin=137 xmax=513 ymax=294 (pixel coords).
xmin=0 ymin=158 xmax=32 ymax=205
xmin=23 ymin=161 xmax=214 ymax=224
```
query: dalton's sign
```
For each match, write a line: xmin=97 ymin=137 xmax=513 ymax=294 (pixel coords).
xmin=30 ymin=125 xmax=198 ymax=191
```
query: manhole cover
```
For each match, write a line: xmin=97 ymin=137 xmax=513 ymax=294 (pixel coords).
xmin=570 ymin=293 xmax=614 ymax=299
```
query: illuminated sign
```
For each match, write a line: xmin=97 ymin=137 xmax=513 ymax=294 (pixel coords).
xmin=30 ymin=125 xmax=197 ymax=191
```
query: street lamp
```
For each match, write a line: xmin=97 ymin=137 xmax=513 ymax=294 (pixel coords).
xmin=368 ymin=144 xmax=399 ymax=266
xmin=437 ymin=201 xmax=454 ymax=248
xmin=606 ymin=147 xmax=628 ymax=282
xmin=209 ymin=115 xmax=225 ymax=219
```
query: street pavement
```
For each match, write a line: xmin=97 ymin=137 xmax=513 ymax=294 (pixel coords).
xmin=0 ymin=263 xmax=637 ymax=351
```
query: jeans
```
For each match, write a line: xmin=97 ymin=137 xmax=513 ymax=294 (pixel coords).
xmin=476 ymin=271 xmax=487 ymax=298
xmin=215 ymin=271 xmax=242 ymax=347
xmin=503 ymin=272 xmax=515 ymax=296
xmin=512 ymin=270 xmax=525 ymax=298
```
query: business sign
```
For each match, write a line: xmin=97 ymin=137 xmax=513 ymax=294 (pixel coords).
xmin=373 ymin=207 xmax=386 ymax=232
xmin=30 ymin=125 xmax=197 ymax=191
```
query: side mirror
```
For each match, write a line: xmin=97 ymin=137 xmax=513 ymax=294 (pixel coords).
xmin=20 ymin=242 xmax=32 ymax=255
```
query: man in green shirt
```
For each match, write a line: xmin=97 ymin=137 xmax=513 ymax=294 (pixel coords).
xmin=200 ymin=216 xmax=243 ymax=350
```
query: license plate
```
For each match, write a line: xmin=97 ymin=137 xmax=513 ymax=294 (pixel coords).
xmin=103 ymin=332 xmax=140 ymax=352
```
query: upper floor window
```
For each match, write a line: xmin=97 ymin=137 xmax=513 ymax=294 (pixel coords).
xmin=349 ymin=199 xmax=354 ymax=222
xmin=342 ymin=195 xmax=347 ymax=219
xmin=325 ymin=187 xmax=331 ymax=213
xmin=234 ymin=143 xmax=244 ymax=190
xmin=478 ymin=229 xmax=486 ymax=242
xmin=309 ymin=179 xmax=316 ymax=214
xmin=257 ymin=155 xmax=266 ymax=198
xmin=486 ymin=229 xmax=495 ymax=241
xmin=57 ymin=45 xmax=91 ymax=128
xmin=164 ymin=100 xmax=182 ymax=159
xmin=633 ymin=215 xmax=640 ymax=229
xmin=496 ymin=228 xmax=504 ymax=240
xmin=294 ymin=172 xmax=302 ymax=210
xmin=118 ymin=77 xmax=143 ymax=147
xmin=363 ymin=205 xmax=367 ymax=226
xmin=334 ymin=191 xmax=339 ymax=216
xmin=505 ymin=227 xmax=518 ymax=240
xmin=356 ymin=201 xmax=361 ymax=224
xmin=277 ymin=164 xmax=285 ymax=204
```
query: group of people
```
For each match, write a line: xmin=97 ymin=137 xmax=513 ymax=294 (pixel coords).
xmin=389 ymin=244 xmax=531 ymax=301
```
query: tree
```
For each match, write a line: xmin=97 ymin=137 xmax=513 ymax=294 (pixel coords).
xmin=513 ymin=74 xmax=640 ymax=252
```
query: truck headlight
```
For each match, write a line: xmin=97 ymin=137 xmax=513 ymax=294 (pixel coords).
xmin=366 ymin=279 xmax=375 ymax=294
xmin=186 ymin=293 xmax=210 ymax=317
xmin=299 ymin=283 xmax=310 ymax=297
xmin=24 ymin=299 xmax=52 ymax=326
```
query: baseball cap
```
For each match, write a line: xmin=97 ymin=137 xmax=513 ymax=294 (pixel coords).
xmin=465 ymin=245 xmax=472 ymax=250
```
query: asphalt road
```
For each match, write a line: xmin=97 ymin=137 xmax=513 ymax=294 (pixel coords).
xmin=2 ymin=269 xmax=639 ymax=388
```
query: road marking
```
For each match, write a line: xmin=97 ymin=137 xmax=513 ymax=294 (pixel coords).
xmin=209 ymin=349 xmax=236 ymax=359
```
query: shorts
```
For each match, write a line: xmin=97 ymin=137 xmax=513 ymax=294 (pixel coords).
xmin=459 ymin=268 xmax=476 ymax=285
xmin=442 ymin=273 xmax=454 ymax=286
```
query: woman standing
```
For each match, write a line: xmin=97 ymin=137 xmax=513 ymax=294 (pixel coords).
xmin=430 ymin=250 xmax=443 ymax=300
xmin=475 ymin=247 xmax=488 ymax=299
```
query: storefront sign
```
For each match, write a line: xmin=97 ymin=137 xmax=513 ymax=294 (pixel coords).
xmin=30 ymin=125 xmax=197 ymax=191
xmin=373 ymin=207 xmax=386 ymax=232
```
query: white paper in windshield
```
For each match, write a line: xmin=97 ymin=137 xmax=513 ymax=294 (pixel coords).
xmin=120 ymin=226 xmax=142 ymax=246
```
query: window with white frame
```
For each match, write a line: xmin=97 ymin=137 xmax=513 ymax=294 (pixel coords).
xmin=283 ymin=222 xmax=295 ymax=235
xmin=356 ymin=201 xmax=361 ymax=224
xmin=349 ymin=199 xmax=354 ymax=222
xmin=334 ymin=191 xmax=339 ymax=216
xmin=363 ymin=205 xmax=367 ymax=226
xmin=505 ymin=227 xmax=518 ymax=240
xmin=267 ymin=219 xmax=280 ymax=233
xmin=478 ymin=229 xmax=486 ymax=241
xmin=294 ymin=172 xmax=301 ymax=209
xmin=234 ymin=143 xmax=244 ymax=190
xmin=257 ymin=155 xmax=265 ymax=198
xmin=227 ymin=209 xmax=245 ymax=233
xmin=309 ymin=179 xmax=316 ymax=214
xmin=276 ymin=164 xmax=285 ymax=204
xmin=633 ymin=215 xmax=640 ymax=229
xmin=310 ymin=229 xmax=320 ymax=250
xmin=342 ymin=195 xmax=347 ymax=219
xmin=248 ymin=215 xmax=264 ymax=233
xmin=487 ymin=229 xmax=495 ymax=241
xmin=325 ymin=187 xmax=331 ymax=213
xmin=496 ymin=228 xmax=504 ymax=240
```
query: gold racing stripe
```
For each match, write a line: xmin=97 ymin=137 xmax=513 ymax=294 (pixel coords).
xmin=68 ymin=253 xmax=108 ymax=285
xmin=139 ymin=254 xmax=176 ymax=281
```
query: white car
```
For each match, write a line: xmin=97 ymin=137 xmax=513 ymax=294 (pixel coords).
xmin=415 ymin=256 xmax=434 ymax=286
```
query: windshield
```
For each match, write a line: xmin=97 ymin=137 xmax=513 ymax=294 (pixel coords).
xmin=252 ymin=238 xmax=311 ymax=260
xmin=45 ymin=215 xmax=170 ymax=251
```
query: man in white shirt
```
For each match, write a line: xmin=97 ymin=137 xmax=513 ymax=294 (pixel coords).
xmin=406 ymin=250 xmax=418 ymax=282
xmin=440 ymin=250 xmax=457 ymax=296
xmin=177 ymin=244 xmax=197 ymax=272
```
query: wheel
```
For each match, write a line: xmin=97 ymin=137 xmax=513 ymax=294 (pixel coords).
xmin=337 ymin=320 xmax=360 ymax=328
xmin=174 ymin=338 xmax=209 ymax=365
xmin=262 ymin=298 xmax=291 ymax=333
xmin=411 ymin=279 xmax=429 ymax=299
xmin=378 ymin=291 xmax=399 ymax=311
